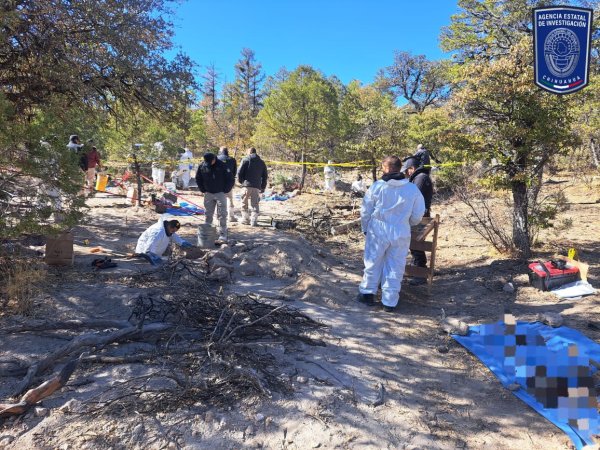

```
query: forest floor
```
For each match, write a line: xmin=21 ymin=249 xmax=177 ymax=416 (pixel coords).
xmin=0 ymin=172 xmax=599 ymax=450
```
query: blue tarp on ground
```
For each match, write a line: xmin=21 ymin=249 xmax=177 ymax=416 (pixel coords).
xmin=165 ymin=201 xmax=204 ymax=216
xmin=453 ymin=320 xmax=600 ymax=449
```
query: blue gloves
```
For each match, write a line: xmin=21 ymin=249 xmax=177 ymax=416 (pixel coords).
xmin=181 ymin=241 xmax=194 ymax=249
xmin=147 ymin=252 xmax=163 ymax=266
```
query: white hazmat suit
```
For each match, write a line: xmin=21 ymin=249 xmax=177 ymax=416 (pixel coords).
xmin=323 ymin=161 xmax=336 ymax=191
xmin=135 ymin=216 xmax=185 ymax=258
xmin=151 ymin=142 xmax=166 ymax=185
xmin=178 ymin=148 xmax=194 ymax=188
xmin=359 ymin=177 xmax=425 ymax=308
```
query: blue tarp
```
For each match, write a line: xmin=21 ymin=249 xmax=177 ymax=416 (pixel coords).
xmin=165 ymin=201 xmax=204 ymax=216
xmin=453 ymin=320 xmax=600 ymax=449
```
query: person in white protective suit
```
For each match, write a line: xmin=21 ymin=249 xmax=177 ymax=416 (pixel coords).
xmin=357 ymin=156 xmax=425 ymax=312
xmin=323 ymin=160 xmax=336 ymax=192
xmin=135 ymin=216 xmax=193 ymax=265
xmin=178 ymin=147 xmax=194 ymax=189
xmin=151 ymin=142 xmax=166 ymax=185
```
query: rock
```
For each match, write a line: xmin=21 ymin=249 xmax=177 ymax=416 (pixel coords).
xmin=204 ymin=411 xmax=215 ymax=423
xmin=34 ymin=407 xmax=49 ymax=417
xmin=503 ymin=282 xmax=515 ymax=293
xmin=255 ymin=413 xmax=265 ymax=422
xmin=131 ymin=424 xmax=144 ymax=443
xmin=436 ymin=345 xmax=449 ymax=354
xmin=0 ymin=436 xmax=15 ymax=446
xmin=440 ymin=317 xmax=469 ymax=336
xmin=184 ymin=247 xmax=205 ymax=260
xmin=208 ymin=256 xmax=234 ymax=273
xmin=296 ymin=376 xmax=308 ymax=384
xmin=208 ymin=246 xmax=233 ymax=263
xmin=537 ymin=312 xmax=564 ymax=328
xmin=240 ymin=257 xmax=259 ymax=276
xmin=233 ymin=242 xmax=248 ymax=253
xmin=59 ymin=444 xmax=70 ymax=450
xmin=207 ymin=267 xmax=230 ymax=282
xmin=245 ymin=425 xmax=255 ymax=437
xmin=59 ymin=399 xmax=80 ymax=413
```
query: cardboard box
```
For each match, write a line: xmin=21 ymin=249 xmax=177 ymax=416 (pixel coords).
xmin=45 ymin=232 xmax=74 ymax=266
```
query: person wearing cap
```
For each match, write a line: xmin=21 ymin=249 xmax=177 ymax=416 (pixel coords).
xmin=237 ymin=147 xmax=268 ymax=226
xmin=357 ymin=156 xmax=425 ymax=313
xmin=217 ymin=146 xmax=238 ymax=223
xmin=135 ymin=217 xmax=193 ymax=265
xmin=402 ymin=156 xmax=434 ymax=278
xmin=196 ymin=152 xmax=235 ymax=242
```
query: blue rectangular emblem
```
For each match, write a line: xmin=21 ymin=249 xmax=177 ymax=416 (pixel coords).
xmin=533 ymin=6 xmax=593 ymax=94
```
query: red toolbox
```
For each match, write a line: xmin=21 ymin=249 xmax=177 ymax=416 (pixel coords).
xmin=528 ymin=260 xmax=580 ymax=291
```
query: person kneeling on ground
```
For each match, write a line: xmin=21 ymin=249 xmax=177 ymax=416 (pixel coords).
xmin=135 ymin=218 xmax=193 ymax=265
xmin=357 ymin=156 xmax=425 ymax=312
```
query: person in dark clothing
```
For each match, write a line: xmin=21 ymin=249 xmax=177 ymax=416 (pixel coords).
xmin=195 ymin=152 xmax=235 ymax=242
xmin=217 ymin=147 xmax=238 ymax=222
xmin=401 ymin=156 xmax=434 ymax=274
xmin=237 ymin=147 xmax=268 ymax=226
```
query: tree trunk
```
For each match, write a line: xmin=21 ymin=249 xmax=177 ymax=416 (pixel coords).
xmin=299 ymin=151 xmax=307 ymax=190
xmin=512 ymin=181 xmax=531 ymax=258
xmin=371 ymin=155 xmax=377 ymax=182
xmin=591 ymin=138 xmax=599 ymax=168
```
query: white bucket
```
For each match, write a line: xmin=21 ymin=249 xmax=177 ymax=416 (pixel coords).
xmin=197 ymin=224 xmax=217 ymax=248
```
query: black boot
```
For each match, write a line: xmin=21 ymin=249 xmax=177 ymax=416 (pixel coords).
xmin=356 ymin=293 xmax=375 ymax=305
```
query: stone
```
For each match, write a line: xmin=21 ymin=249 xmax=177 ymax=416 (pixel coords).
xmin=240 ymin=257 xmax=259 ymax=276
xmin=296 ymin=376 xmax=308 ymax=384
xmin=255 ymin=413 xmax=265 ymax=422
xmin=131 ymin=424 xmax=144 ymax=443
xmin=207 ymin=267 xmax=230 ymax=282
xmin=34 ymin=407 xmax=49 ymax=417
xmin=536 ymin=312 xmax=564 ymax=328
xmin=0 ymin=436 xmax=15 ymax=446
xmin=208 ymin=256 xmax=234 ymax=273
xmin=59 ymin=399 xmax=80 ymax=414
xmin=245 ymin=425 xmax=255 ymax=437
xmin=502 ymin=282 xmax=515 ymax=293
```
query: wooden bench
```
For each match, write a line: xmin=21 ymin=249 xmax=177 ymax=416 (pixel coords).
xmin=404 ymin=214 xmax=440 ymax=291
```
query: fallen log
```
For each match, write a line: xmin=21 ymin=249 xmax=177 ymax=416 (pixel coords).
xmin=1 ymin=319 xmax=132 ymax=334
xmin=13 ymin=322 xmax=173 ymax=396
xmin=0 ymin=357 xmax=80 ymax=417
xmin=330 ymin=219 xmax=361 ymax=235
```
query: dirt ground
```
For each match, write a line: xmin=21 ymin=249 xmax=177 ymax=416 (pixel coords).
xmin=1 ymin=172 xmax=599 ymax=450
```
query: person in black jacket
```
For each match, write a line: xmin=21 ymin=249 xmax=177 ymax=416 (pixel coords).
xmin=237 ymin=147 xmax=268 ymax=226
xmin=196 ymin=152 xmax=235 ymax=242
xmin=217 ymin=147 xmax=238 ymax=223
xmin=401 ymin=156 xmax=433 ymax=275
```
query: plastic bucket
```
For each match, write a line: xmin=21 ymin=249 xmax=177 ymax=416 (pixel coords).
xmin=95 ymin=174 xmax=109 ymax=192
xmin=197 ymin=224 xmax=217 ymax=249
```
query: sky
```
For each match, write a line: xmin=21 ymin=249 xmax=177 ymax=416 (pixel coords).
xmin=170 ymin=0 xmax=460 ymax=86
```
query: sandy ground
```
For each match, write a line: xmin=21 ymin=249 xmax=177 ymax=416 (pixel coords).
xmin=0 ymin=174 xmax=599 ymax=449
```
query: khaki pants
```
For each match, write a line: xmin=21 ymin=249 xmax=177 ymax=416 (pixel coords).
xmin=241 ymin=187 xmax=260 ymax=224
xmin=204 ymin=192 xmax=227 ymax=230
xmin=85 ymin=168 xmax=96 ymax=192
xmin=225 ymin=190 xmax=236 ymax=219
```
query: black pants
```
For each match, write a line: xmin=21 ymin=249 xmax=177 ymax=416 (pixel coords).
xmin=411 ymin=210 xmax=430 ymax=268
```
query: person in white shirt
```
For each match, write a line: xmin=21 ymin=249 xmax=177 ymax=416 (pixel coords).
xmin=178 ymin=147 xmax=194 ymax=189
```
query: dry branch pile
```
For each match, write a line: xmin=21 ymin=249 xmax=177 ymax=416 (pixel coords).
xmin=0 ymin=274 xmax=326 ymax=419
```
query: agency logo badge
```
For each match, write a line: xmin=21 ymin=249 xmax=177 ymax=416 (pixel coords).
xmin=533 ymin=6 xmax=593 ymax=94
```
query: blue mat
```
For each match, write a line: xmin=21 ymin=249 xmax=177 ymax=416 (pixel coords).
xmin=165 ymin=201 xmax=204 ymax=216
xmin=453 ymin=320 xmax=600 ymax=449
